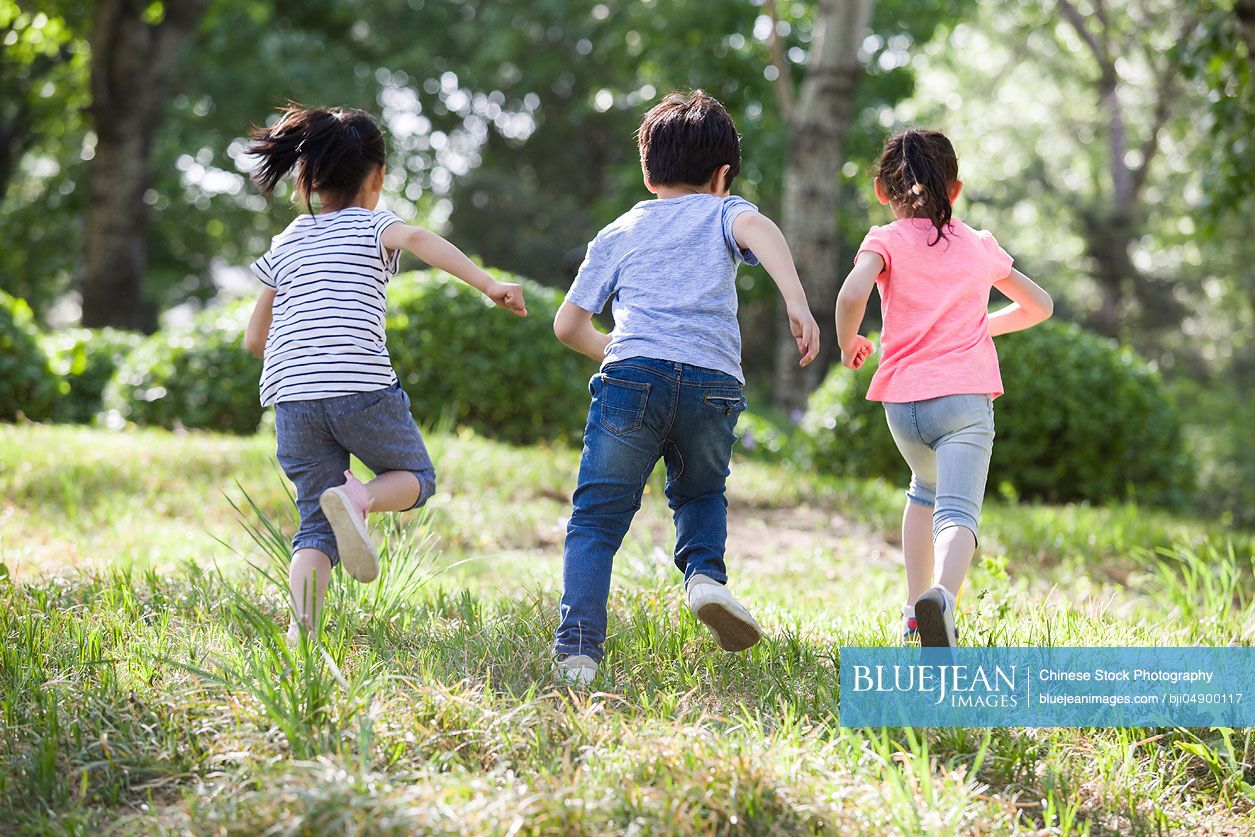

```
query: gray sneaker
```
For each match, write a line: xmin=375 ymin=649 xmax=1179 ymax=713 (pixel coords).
xmin=555 ymin=654 xmax=598 ymax=685
xmin=915 ymin=585 xmax=958 ymax=647
xmin=685 ymin=574 xmax=762 ymax=652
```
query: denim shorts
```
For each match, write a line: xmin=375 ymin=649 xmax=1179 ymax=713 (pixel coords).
xmin=274 ymin=384 xmax=436 ymax=566
xmin=883 ymin=394 xmax=995 ymax=542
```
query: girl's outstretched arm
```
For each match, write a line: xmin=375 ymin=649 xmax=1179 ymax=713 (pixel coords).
xmin=989 ymin=268 xmax=1053 ymax=337
xmin=381 ymin=223 xmax=527 ymax=316
xmin=245 ymin=288 xmax=275 ymax=358
xmin=835 ymin=253 xmax=880 ymax=370
xmin=553 ymin=301 xmax=610 ymax=361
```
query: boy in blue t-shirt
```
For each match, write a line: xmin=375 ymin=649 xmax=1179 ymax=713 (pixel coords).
xmin=552 ymin=90 xmax=821 ymax=683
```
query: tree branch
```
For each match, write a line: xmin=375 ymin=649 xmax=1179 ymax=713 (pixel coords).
xmin=766 ymin=0 xmax=794 ymax=120
xmin=1058 ymin=0 xmax=1110 ymax=69
xmin=1130 ymin=14 xmax=1197 ymax=199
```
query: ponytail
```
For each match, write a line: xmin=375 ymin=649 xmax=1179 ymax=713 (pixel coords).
xmin=247 ymin=104 xmax=386 ymax=212
xmin=873 ymin=129 xmax=959 ymax=246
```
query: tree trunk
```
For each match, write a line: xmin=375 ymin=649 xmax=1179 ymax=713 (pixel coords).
xmin=772 ymin=0 xmax=873 ymax=415
xmin=1079 ymin=206 xmax=1136 ymax=338
xmin=1236 ymin=0 xmax=1255 ymax=64
xmin=81 ymin=0 xmax=209 ymax=329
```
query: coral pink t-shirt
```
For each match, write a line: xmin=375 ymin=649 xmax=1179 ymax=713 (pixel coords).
xmin=856 ymin=218 xmax=1014 ymax=403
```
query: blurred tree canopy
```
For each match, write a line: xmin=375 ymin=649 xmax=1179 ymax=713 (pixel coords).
xmin=0 ymin=0 xmax=1249 ymax=398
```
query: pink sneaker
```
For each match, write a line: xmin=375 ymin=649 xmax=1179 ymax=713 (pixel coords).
xmin=320 ymin=470 xmax=379 ymax=583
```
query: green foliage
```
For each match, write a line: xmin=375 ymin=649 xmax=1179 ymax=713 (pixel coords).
xmin=0 ymin=291 xmax=62 ymax=421
xmin=798 ymin=345 xmax=907 ymax=484
xmin=801 ymin=323 xmax=1193 ymax=505
xmin=43 ymin=328 xmax=143 ymax=423
xmin=386 ymin=271 xmax=595 ymax=444
xmin=104 ymin=301 xmax=263 ymax=434
xmin=1179 ymin=0 xmax=1255 ymax=233
xmin=735 ymin=410 xmax=798 ymax=462
xmin=0 ymin=1 xmax=92 ymax=313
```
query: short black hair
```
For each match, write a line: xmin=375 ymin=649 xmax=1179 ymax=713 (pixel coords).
xmin=637 ymin=90 xmax=740 ymax=189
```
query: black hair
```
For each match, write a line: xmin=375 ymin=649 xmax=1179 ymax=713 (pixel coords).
xmin=247 ymin=104 xmax=386 ymax=212
xmin=873 ymin=129 xmax=959 ymax=245
xmin=636 ymin=90 xmax=741 ymax=189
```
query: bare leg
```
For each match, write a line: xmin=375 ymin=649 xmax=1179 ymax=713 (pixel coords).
xmin=289 ymin=547 xmax=332 ymax=631
xmin=364 ymin=470 xmax=422 ymax=512
xmin=902 ymin=500 xmax=934 ymax=605
xmin=935 ymin=525 xmax=976 ymax=599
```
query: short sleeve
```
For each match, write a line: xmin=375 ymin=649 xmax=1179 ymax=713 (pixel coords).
xmin=565 ymin=233 xmax=618 ymax=314
xmin=855 ymin=225 xmax=893 ymax=276
xmin=721 ymin=196 xmax=760 ymax=266
xmin=373 ymin=210 xmax=405 ymax=276
xmin=250 ymin=251 xmax=277 ymax=288
xmin=976 ymin=229 xmax=1014 ymax=282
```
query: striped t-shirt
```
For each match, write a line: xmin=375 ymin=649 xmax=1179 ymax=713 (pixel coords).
xmin=251 ymin=207 xmax=404 ymax=406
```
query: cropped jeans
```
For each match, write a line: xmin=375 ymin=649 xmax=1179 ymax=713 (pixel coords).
xmin=554 ymin=358 xmax=745 ymax=663
xmin=275 ymin=384 xmax=436 ymax=566
xmin=883 ymin=394 xmax=996 ymax=543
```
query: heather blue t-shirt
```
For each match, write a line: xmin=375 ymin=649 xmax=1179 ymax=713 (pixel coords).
xmin=565 ymin=193 xmax=759 ymax=383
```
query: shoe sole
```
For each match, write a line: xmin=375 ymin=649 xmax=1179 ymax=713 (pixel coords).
xmin=694 ymin=601 xmax=762 ymax=652
xmin=915 ymin=590 xmax=956 ymax=648
xmin=320 ymin=487 xmax=379 ymax=583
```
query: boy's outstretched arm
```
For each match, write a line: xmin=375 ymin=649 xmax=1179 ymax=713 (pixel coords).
xmin=244 ymin=288 xmax=276 ymax=358
xmin=553 ymin=301 xmax=610 ymax=362
xmin=731 ymin=212 xmax=820 ymax=367
xmin=381 ymin=223 xmax=527 ymax=316
xmin=989 ymin=268 xmax=1053 ymax=336
xmin=835 ymin=253 xmax=880 ymax=370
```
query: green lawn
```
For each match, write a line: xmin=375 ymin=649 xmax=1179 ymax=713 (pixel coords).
xmin=1 ymin=423 xmax=1252 ymax=834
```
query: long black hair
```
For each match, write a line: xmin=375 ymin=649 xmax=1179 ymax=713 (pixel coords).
xmin=873 ymin=129 xmax=958 ymax=246
xmin=247 ymin=104 xmax=386 ymax=212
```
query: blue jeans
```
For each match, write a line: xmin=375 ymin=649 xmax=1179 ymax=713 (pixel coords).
xmin=554 ymin=358 xmax=746 ymax=663
xmin=275 ymin=384 xmax=437 ymax=566
xmin=883 ymin=394 xmax=996 ymax=542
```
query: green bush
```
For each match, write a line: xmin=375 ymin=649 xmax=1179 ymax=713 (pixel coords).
xmin=386 ymin=270 xmax=596 ymax=444
xmin=798 ymin=348 xmax=907 ymax=484
xmin=104 ymin=301 xmax=264 ymax=434
xmin=801 ymin=322 xmax=1193 ymax=505
xmin=0 ymin=292 xmax=62 ymax=422
xmin=44 ymin=328 xmax=144 ymax=423
xmin=735 ymin=410 xmax=798 ymax=462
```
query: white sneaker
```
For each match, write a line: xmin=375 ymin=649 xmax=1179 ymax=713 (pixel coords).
xmin=915 ymin=585 xmax=958 ymax=647
xmin=555 ymin=654 xmax=597 ymax=685
xmin=685 ymin=574 xmax=762 ymax=652
xmin=320 ymin=485 xmax=380 ymax=583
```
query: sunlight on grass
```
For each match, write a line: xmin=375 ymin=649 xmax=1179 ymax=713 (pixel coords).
xmin=1 ymin=424 xmax=1252 ymax=832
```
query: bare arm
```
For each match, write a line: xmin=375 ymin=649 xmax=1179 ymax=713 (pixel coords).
xmin=381 ymin=223 xmax=527 ymax=316
xmin=244 ymin=288 xmax=275 ymax=358
xmin=834 ymin=253 xmax=880 ymax=369
xmin=731 ymin=211 xmax=820 ymax=367
xmin=989 ymin=268 xmax=1053 ymax=337
xmin=553 ymin=301 xmax=610 ymax=362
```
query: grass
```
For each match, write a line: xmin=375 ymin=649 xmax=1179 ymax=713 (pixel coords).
xmin=1 ymin=423 xmax=1253 ymax=834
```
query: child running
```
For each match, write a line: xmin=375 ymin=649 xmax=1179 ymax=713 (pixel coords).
xmin=550 ymin=90 xmax=821 ymax=683
xmin=242 ymin=105 xmax=527 ymax=640
xmin=835 ymin=129 xmax=1053 ymax=647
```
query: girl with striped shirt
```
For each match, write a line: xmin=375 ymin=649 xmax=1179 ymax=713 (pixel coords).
xmin=243 ymin=105 xmax=527 ymax=640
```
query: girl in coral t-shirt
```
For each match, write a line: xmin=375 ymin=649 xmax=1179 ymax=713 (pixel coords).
xmin=835 ymin=129 xmax=1053 ymax=647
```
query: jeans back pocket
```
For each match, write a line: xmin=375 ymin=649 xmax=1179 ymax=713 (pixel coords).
xmin=702 ymin=391 xmax=746 ymax=416
xmin=597 ymin=375 xmax=650 ymax=436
